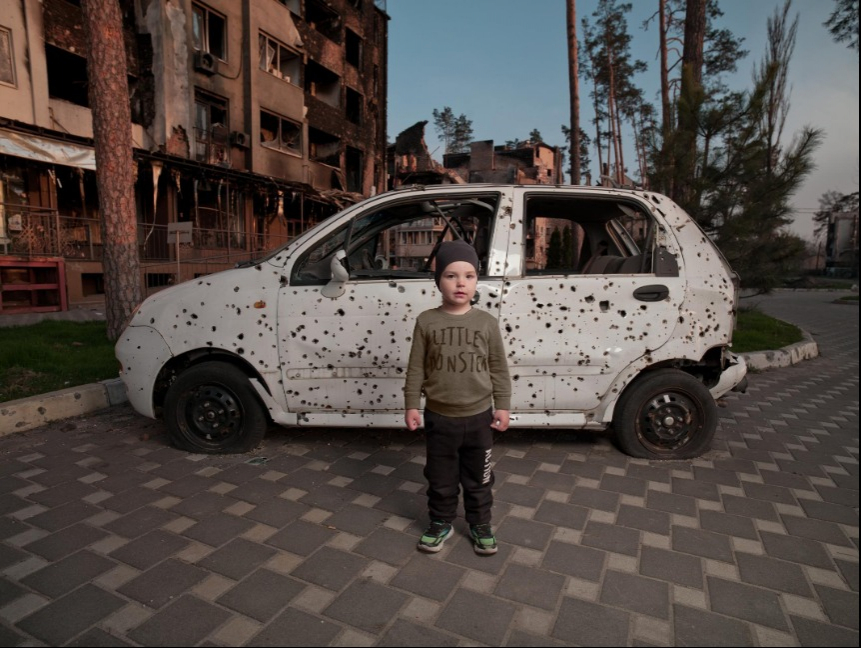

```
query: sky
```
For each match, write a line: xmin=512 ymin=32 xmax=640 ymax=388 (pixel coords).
xmin=384 ymin=0 xmax=860 ymax=242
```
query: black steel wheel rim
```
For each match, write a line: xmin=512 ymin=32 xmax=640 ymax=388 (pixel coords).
xmin=637 ymin=389 xmax=701 ymax=453
xmin=179 ymin=383 xmax=244 ymax=446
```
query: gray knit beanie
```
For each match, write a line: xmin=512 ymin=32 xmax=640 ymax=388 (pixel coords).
xmin=434 ymin=240 xmax=479 ymax=287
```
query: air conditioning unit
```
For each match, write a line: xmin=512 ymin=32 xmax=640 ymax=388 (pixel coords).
xmin=194 ymin=51 xmax=217 ymax=75
xmin=231 ymin=131 xmax=252 ymax=148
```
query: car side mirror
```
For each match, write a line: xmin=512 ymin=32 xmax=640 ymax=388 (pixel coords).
xmin=321 ymin=249 xmax=348 ymax=298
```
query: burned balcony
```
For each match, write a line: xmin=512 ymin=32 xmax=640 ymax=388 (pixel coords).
xmin=304 ymin=60 xmax=340 ymax=109
xmin=309 ymin=127 xmax=340 ymax=167
xmin=306 ymin=0 xmax=342 ymax=44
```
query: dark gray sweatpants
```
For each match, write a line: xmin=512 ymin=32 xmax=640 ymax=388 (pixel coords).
xmin=423 ymin=408 xmax=495 ymax=525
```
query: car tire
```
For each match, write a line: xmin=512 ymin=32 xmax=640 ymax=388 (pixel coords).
xmin=613 ymin=369 xmax=717 ymax=460
xmin=163 ymin=362 xmax=267 ymax=454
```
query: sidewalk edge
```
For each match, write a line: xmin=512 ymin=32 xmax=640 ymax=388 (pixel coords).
xmin=740 ymin=328 xmax=819 ymax=371
xmin=0 ymin=378 xmax=128 ymax=437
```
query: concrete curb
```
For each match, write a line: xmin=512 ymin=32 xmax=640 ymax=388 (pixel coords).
xmin=0 ymin=328 xmax=819 ymax=436
xmin=0 ymin=378 xmax=128 ymax=437
xmin=740 ymin=328 xmax=819 ymax=371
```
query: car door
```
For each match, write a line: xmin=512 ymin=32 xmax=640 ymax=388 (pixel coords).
xmin=501 ymin=187 xmax=685 ymax=420
xmin=277 ymin=188 xmax=512 ymax=425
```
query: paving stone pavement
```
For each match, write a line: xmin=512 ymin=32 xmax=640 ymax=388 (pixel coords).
xmin=0 ymin=290 xmax=857 ymax=646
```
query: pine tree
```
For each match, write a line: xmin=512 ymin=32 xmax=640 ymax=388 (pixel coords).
xmin=583 ymin=1 xmax=646 ymax=185
xmin=432 ymin=107 xmax=474 ymax=154
xmin=696 ymin=1 xmax=822 ymax=293
xmin=645 ymin=0 xmax=748 ymax=198
xmin=561 ymin=125 xmax=592 ymax=183
xmin=81 ymin=0 xmax=142 ymax=340
xmin=825 ymin=0 xmax=859 ymax=52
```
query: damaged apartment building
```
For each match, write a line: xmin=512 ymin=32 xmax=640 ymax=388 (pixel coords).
xmin=0 ymin=0 xmax=388 ymax=313
xmin=387 ymin=122 xmax=565 ymax=270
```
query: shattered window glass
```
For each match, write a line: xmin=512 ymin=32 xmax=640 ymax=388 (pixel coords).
xmin=0 ymin=28 xmax=14 ymax=86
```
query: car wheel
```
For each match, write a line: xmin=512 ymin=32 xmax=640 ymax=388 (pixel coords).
xmin=613 ymin=369 xmax=717 ymax=459
xmin=163 ymin=362 xmax=267 ymax=454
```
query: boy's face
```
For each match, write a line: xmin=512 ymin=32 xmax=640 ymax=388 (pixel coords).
xmin=438 ymin=260 xmax=477 ymax=313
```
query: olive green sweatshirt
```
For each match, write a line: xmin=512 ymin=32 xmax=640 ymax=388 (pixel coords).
xmin=404 ymin=307 xmax=512 ymax=417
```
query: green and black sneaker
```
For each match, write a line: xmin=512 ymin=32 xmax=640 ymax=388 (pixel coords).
xmin=470 ymin=523 xmax=498 ymax=555
xmin=418 ymin=520 xmax=453 ymax=553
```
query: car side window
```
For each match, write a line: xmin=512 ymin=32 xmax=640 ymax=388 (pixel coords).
xmin=523 ymin=194 xmax=654 ymax=275
xmin=291 ymin=194 xmax=500 ymax=285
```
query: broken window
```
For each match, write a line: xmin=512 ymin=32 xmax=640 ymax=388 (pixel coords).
xmin=304 ymin=60 xmax=340 ymax=108
xmin=345 ymin=29 xmax=362 ymax=68
xmin=45 ymin=44 xmax=89 ymax=107
xmin=275 ymin=0 xmax=301 ymax=15
xmin=308 ymin=127 xmax=340 ymax=167
xmin=194 ymin=89 xmax=229 ymax=166
xmin=523 ymin=195 xmax=655 ymax=275
xmin=291 ymin=193 xmax=500 ymax=283
xmin=345 ymin=87 xmax=362 ymax=126
xmin=258 ymin=33 xmax=301 ymax=85
xmin=177 ymin=177 xmax=246 ymax=250
xmin=346 ymin=146 xmax=363 ymax=193
xmin=260 ymin=110 xmax=302 ymax=155
xmin=0 ymin=27 xmax=15 ymax=86
xmin=192 ymin=3 xmax=226 ymax=60
xmin=306 ymin=0 xmax=341 ymax=43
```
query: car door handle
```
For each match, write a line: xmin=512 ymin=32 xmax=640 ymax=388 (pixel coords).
xmin=633 ymin=284 xmax=669 ymax=302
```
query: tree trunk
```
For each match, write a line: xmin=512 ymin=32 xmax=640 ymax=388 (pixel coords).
xmin=606 ymin=44 xmax=622 ymax=184
xmin=592 ymin=76 xmax=604 ymax=183
xmin=659 ymin=0 xmax=671 ymax=135
xmin=631 ymin=114 xmax=644 ymax=185
xmin=673 ymin=0 xmax=707 ymax=206
xmin=682 ymin=0 xmax=707 ymax=89
xmin=81 ymin=0 xmax=142 ymax=340
xmin=566 ymin=0 xmax=581 ymax=184
xmin=614 ymin=99 xmax=625 ymax=184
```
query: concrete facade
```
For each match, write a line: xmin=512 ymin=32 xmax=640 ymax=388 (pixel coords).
xmin=0 ymin=0 xmax=388 ymax=313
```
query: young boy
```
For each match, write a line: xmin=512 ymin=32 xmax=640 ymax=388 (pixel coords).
xmin=404 ymin=239 xmax=511 ymax=555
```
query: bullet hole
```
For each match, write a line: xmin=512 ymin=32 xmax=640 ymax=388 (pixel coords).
xmin=234 ymin=286 xmax=240 ymax=292
xmin=599 ymin=301 xmax=609 ymax=312
xmin=585 ymin=295 xmax=595 ymax=303
xmin=237 ymin=333 xmax=244 ymax=340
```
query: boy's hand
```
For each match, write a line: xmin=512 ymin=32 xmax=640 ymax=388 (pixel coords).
xmin=405 ymin=409 xmax=422 ymax=431
xmin=491 ymin=409 xmax=510 ymax=432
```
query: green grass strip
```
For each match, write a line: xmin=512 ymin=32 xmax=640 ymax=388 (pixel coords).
xmin=732 ymin=307 xmax=803 ymax=354
xmin=0 ymin=321 xmax=117 ymax=403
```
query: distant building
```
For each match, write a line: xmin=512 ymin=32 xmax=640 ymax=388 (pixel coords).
xmin=385 ymin=129 xmax=565 ymax=271
xmin=443 ymin=139 xmax=563 ymax=185
xmin=825 ymin=209 xmax=859 ymax=277
xmin=0 ymin=0 xmax=389 ymax=313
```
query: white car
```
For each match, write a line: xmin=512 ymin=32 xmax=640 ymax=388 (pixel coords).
xmin=116 ymin=184 xmax=747 ymax=459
